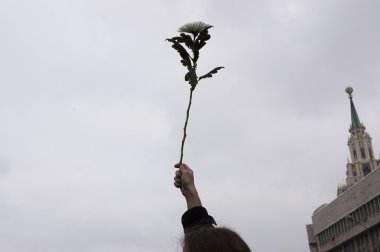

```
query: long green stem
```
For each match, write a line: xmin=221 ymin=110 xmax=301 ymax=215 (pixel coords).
xmin=179 ymin=88 xmax=194 ymax=164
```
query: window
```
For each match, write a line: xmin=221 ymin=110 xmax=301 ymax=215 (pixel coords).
xmin=361 ymin=148 xmax=366 ymax=159
xmin=354 ymin=150 xmax=358 ymax=160
xmin=375 ymin=227 xmax=380 ymax=252
xmin=322 ymin=231 xmax=327 ymax=244
xmin=346 ymin=217 xmax=352 ymax=229
xmin=353 ymin=166 xmax=357 ymax=176
xmin=365 ymin=203 xmax=370 ymax=217
xmin=358 ymin=234 xmax=368 ymax=252
xmin=363 ymin=165 xmax=371 ymax=176
xmin=376 ymin=197 xmax=380 ymax=213
xmin=328 ymin=227 xmax=332 ymax=240
xmin=321 ymin=231 xmax=325 ymax=245
xmin=363 ymin=204 xmax=367 ymax=218
xmin=357 ymin=210 xmax=362 ymax=220
xmin=352 ymin=213 xmax=357 ymax=226
xmin=332 ymin=223 xmax=337 ymax=238
xmin=337 ymin=222 xmax=341 ymax=235
xmin=354 ymin=208 xmax=362 ymax=221
xmin=370 ymin=230 xmax=378 ymax=252
xmin=343 ymin=218 xmax=348 ymax=231
xmin=369 ymin=147 xmax=373 ymax=159
xmin=317 ymin=234 xmax=322 ymax=244
xmin=347 ymin=241 xmax=355 ymax=252
xmin=370 ymin=200 xmax=375 ymax=215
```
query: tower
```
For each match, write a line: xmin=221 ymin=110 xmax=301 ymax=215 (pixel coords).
xmin=306 ymin=87 xmax=380 ymax=252
xmin=337 ymin=87 xmax=380 ymax=196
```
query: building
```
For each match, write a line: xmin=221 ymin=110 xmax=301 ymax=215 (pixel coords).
xmin=337 ymin=87 xmax=380 ymax=196
xmin=306 ymin=87 xmax=380 ymax=252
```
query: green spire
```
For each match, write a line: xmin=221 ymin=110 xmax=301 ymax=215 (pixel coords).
xmin=349 ymin=97 xmax=362 ymax=128
xmin=345 ymin=87 xmax=365 ymax=130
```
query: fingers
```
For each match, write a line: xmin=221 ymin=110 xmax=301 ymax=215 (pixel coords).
xmin=173 ymin=164 xmax=181 ymax=188
xmin=174 ymin=163 xmax=188 ymax=169
xmin=174 ymin=163 xmax=191 ymax=173
xmin=174 ymin=173 xmax=182 ymax=182
xmin=174 ymin=163 xmax=181 ymax=168
xmin=174 ymin=181 xmax=182 ymax=188
xmin=174 ymin=170 xmax=181 ymax=178
xmin=173 ymin=163 xmax=193 ymax=190
xmin=174 ymin=169 xmax=182 ymax=188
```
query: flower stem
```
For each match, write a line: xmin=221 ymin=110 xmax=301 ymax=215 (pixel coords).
xmin=179 ymin=88 xmax=194 ymax=164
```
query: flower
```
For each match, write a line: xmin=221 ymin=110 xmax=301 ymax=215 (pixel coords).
xmin=178 ymin=21 xmax=212 ymax=34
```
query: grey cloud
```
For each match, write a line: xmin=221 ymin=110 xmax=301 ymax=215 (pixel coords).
xmin=0 ymin=158 xmax=11 ymax=176
xmin=1 ymin=0 xmax=380 ymax=251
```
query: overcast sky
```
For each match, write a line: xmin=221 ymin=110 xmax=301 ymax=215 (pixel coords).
xmin=1 ymin=0 xmax=380 ymax=251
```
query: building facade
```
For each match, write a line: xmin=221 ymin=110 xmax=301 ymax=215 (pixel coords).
xmin=307 ymin=88 xmax=380 ymax=252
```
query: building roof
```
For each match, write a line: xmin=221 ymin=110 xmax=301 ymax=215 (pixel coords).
xmin=311 ymin=166 xmax=380 ymax=234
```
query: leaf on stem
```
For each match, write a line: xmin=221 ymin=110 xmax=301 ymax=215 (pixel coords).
xmin=185 ymin=70 xmax=198 ymax=88
xmin=167 ymin=40 xmax=192 ymax=69
xmin=198 ymin=67 xmax=224 ymax=81
xmin=180 ymin=33 xmax=195 ymax=50
xmin=195 ymin=27 xmax=212 ymax=50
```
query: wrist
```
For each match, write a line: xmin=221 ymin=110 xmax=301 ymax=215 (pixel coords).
xmin=183 ymin=187 xmax=198 ymax=198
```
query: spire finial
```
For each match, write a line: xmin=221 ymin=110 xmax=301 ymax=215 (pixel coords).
xmin=346 ymin=86 xmax=364 ymax=131
xmin=345 ymin=86 xmax=353 ymax=99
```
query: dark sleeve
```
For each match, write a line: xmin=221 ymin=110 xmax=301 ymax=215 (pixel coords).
xmin=181 ymin=206 xmax=217 ymax=231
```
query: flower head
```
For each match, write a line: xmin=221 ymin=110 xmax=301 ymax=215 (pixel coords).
xmin=178 ymin=21 xmax=212 ymax=35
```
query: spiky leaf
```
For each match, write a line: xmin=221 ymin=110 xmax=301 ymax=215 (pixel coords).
xmin=185 ymin=70 xmax=198 ymax=88
xmin=180 ymin=33 xmax=195 ymax=50
xmin=167 ymin=40 xmax=192 ymax=68
xmin=195 ymin=27 xmax=212 ymax=50
xmin=196 ymin=28 xmax=212 ymax=42
xmin=167 ymin=36 xmax=188 ymax=45
xmin=195 ymin=41 xmax=206 ymax=51
xmin=198 ymin=66 xmax=224 ymax=81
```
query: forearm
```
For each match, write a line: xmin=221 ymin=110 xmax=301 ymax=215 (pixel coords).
xmin=185 ymin=189 xmax=202 ymax=209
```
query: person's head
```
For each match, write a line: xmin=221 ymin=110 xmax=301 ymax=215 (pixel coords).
xmin=183 ymin=226 xmax=251 ymax=252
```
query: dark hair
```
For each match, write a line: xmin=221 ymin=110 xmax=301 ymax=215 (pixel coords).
xmin=183 ymin=226 xmax=251 ymax=252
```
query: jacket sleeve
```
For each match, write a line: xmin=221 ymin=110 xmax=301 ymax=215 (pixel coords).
xmin=181 ymin=206 xmax=217 ymax=231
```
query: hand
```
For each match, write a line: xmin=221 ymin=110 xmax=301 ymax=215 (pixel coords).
xmin=174 ymin=163 xmax=202 ymax=209
xmin=174 ymin=163 xmax=196 ymax=197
